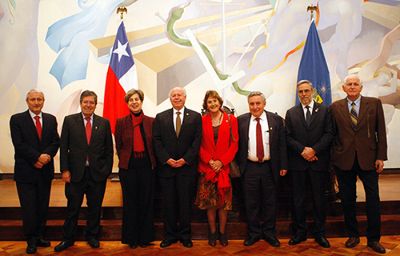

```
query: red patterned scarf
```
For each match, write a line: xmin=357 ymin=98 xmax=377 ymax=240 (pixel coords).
xmin=131 ymin=112 xmax=145 ymax=158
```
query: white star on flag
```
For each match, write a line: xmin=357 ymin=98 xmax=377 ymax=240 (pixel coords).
xmin=113 ymin=40 xmax=129 ymax=62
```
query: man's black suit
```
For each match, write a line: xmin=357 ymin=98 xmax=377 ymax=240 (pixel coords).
xmin=237 ymin=111 xmax=287 ymax=239
xmin=285 ymin=102 xmax=333 ymax=237
xmin=152 ymin=108 xmax=202 ymax=241
xmin=10 ymin=110 xmax=59 ymax=241
xmin=60 ymin=113 xmax=113 ymax=240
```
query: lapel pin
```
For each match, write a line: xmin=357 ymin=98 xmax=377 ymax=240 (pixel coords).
xmin=186 ymin=113 xmax=189 ymax=116
xmin=95 ymin=126 xmax=98 ymax=130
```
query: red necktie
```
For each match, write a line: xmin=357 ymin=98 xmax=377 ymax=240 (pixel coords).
xmin=34 ymin=116 xmax=42 ymax=140
xmin=85 ymin=117 xmax=92 ymax=144
xmin=256 ymin=117 xmax=264 ymax=162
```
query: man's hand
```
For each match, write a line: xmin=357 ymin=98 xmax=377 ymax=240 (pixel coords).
xmin=280 ymin=169 xmax=288 ymax=176
xmin=301 ymin=147 xmax=317 ymax=161
xmin=375 ymin=160 xmax=384 ymax=174
xmin=166 ymin=158 xmax=177 ymax=167
xmin=62 ymin=170 xmax=71 ymax=183
xmin=175 ymin=158 xmax=186 ymax=168
xmin=38 ymin=154 xmax=51 ymax=165
xmin=34 ymin=161 xmax=44 ymax=169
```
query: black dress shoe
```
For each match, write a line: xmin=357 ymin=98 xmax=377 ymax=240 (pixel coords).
xmin=26 ymin=243 xmax=37 ymax=254
xmin=288 ymin=235 xmax=307 ymax=245
xmin=315 ymin=236 xmax=330 ymax=248
xmin=87 ymin=238 xmax=100 ymax=248
xmin=181 ymin=239 xmax=193 ymax=248
xmin=244 ymin=237 xmax=260 ymax=246
xmin=139 ymin=242 xmax=154 ymax=248
xmin=345 ymin=237 xmax=360 ymax=248
xmin=160 ymin=239 xmax=178 ymax=248
xmin=367 ymin=241 xmax=386 ymax=254
xmin=54 ymin=240 xmax=74 ymax=252
xmin=129 ymin=243 xmax=137 ymax=249
xmin=36 ymin=238 xmax=51 ymax=247
xmin=264 ymin=235 xmax=280 ymax=247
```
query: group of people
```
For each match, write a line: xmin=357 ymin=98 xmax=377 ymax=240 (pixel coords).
xmin=10 ymin=74 xmax=387 ymax=254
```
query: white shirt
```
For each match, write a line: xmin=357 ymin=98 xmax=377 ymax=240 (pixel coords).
xmin=301 ymin=100 xmax=315 ymax=119
xmin=29 ymin=110 xmax=42 ymax=126
xmin=173 ymin=107 xmax=185 ymax=131
xmin=82 ymin=113 xmax=93 ymax=126
xmin=248 ymin=112 xmax=270 ymax=161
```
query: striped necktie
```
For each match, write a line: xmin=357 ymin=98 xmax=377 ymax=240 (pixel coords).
xmin=350 ymin=102 xmax=358 ymax=126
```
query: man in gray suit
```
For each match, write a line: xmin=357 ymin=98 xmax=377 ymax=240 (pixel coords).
xmin=285 ymin=80 xmax=333 ymax=248
xmin=153 ymin=87 xmax=202 ymax=248
xmin=55 ymin=90 xmax=113 ymax=252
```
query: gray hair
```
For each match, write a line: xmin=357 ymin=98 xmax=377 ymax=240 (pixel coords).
xmin=26 ymin=89 xmax=44 ymax=100
xmin=343 ymin=74 xmax=362 ymax=85
xmin=169 ymin=87 xmax=186 ymax=97
xmin=297 ymin=80 xmax=313 ymax=88
xmin=247 ymin=91 xmax=266 ymax=103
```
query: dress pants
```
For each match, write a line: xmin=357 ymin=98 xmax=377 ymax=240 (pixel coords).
xmin=159 ymin=171 xmax=196 ymax=241
xmin=119 ymin=155 xmax=155 ymax=245
xmin=62 ymin=168 xmax=107 ymax=240
xmin=335 ymin=159 xmax=381 ymax=241
xmin=243 ymin=160 xmax=276 ymax=239
xmin=16 ymin=178 xmax=51 ymax=241
xmin=291 ymin=169 xmax=327 ymax=237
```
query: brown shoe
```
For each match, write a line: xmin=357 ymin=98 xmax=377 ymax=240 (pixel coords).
xmin=345 ymin=237 xmax=360 ymax=248
xmin=367 ymin=241 xmax=386 ymax=254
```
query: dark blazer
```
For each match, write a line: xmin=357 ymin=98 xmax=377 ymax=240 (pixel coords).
xmin=60 ymin=113 xmax=113 ymax=182
xmin=237 ymin=111 xmax=288 ymax=183
xmin=285 ymin=102 xmax=333 ymax=171
xmin=115 ymin=113 xmax=156 ymax=170
xmin=330 ymin=96 xmax=387 ymax=171
xmin=153 ymin=108 xmax=202 ymax=177
xmin=10 ymin=110 xmax=60 ymax=183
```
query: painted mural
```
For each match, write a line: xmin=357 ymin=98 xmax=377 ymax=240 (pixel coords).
xmin=1 ymin=0 xmax=399 ymax=173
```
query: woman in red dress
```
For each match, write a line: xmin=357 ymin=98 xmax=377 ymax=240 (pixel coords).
xmin=196 ymin=90 xmax=239 ymax=246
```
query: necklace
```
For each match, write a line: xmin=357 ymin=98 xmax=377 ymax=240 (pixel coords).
xmin=211 ymin=112 xmax=223 ymax=127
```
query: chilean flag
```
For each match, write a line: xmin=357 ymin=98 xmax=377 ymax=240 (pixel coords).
xmin=103 ymin=21 xmax=137 ymax=133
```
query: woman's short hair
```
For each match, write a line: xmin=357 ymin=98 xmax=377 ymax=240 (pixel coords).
xmin=124 ymin=89 xmax=144 ymax=103
xmin=202 ymin=90 xmax=223 ymax=110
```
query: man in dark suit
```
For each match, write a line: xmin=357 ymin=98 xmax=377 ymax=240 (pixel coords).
xmin=54 ymin=90 xmax=113 ymax=252
xmin=285 ymin=80 xmax=333 ymax=248
xmin=153 ymin=87 xmax=202 ymax=248
xmin=10 ymin=89 xmax=60 ymax=254
xmin=236 ymin=91 xmax=288 ymax=247
xmin=330 ymin=74 xmax=387 ymax=254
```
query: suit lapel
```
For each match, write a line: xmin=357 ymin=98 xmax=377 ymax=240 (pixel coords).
xmin=265 ymin=111 xmax=274 ymax=145
xmin=178 ymin=108 xmax=190 ymax=138
xmin=357 ymin=96 xmax=368 ymax=125
xmin=309 ymin=101 xmax=320 ymax=127
xmin=76 ymin=113 xmax=88 ymax=145
xmin=296 ymin=105 xmax=308 ymax=128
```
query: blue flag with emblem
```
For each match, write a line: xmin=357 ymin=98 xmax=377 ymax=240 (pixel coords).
xmin=297 ymin=20 xmax=331 ymax=106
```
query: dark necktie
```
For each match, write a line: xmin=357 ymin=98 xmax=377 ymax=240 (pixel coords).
xmin=305 ymin=105 xmax=311 ymax=126
xmin=176 ymin=111 xmax=181 ymax=137
xmin=256 ymin=117 xmax=264 ymax=162
xmin=34 ymin=115 xmax=42 ymax=140
xmin=85 ymin=117 xmax=92 ymax=144
xmin=350 ymin=102 xmax=358 ymax=126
